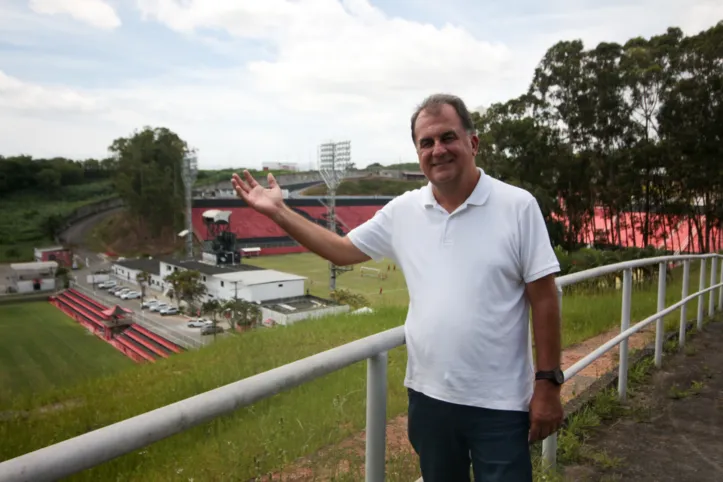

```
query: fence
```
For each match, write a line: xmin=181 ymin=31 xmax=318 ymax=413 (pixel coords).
xmin=0 ymin=253 xmax=722 ymax=482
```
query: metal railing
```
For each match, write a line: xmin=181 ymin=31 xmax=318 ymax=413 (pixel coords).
xmin=0 ymin=253 xmax=722 ymax=482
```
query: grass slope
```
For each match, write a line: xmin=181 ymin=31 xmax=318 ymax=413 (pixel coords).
xmin=0 ymin=302 xmax=133 ymax=405
xmin=0 ymin=255 xmax=706 ymax=481
xmin=0 ymin=181 xmax=115 ymax=262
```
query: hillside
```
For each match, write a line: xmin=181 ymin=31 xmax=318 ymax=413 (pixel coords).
xmin=303 ymin=176 xmax=425 ymax=196
xmin=0 ymin=180 xmax=116 ymax=262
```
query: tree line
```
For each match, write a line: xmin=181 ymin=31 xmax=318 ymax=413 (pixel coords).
xmin=0 ymin=155 xmax=117 ymax=197
xmin=474 ymin=22 xmax=723 ymax=253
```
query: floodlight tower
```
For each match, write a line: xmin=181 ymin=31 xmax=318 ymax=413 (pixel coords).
xmin=181 ymin=151 xmax=198 ymax=260
xmin=318 ymin=140 xmax=352 ymax=291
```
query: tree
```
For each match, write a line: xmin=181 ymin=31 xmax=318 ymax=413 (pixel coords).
xmin=136 ymin=271 xmax=151 ymax=305
xmin=109 ymin=127 xmax=192 ymax=237
xmin=221 ymin=299 xmax=262 ymax=332
xmin=164 ymin=269 xmax=207 ymax=312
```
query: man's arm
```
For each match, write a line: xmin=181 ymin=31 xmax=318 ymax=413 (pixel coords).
xmin=271 ymin=204 xmax=370 ymax=267
xmin=526 ymin=273 xmax=563 ymax=442
xmin=526 ymin=273 xmax=561 ymax=371
xmin=231 ymin=171 xmax=372 ymax=267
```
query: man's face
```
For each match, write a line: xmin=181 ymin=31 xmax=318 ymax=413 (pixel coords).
xmin=413 ymin=104 xmax=479 ymax=187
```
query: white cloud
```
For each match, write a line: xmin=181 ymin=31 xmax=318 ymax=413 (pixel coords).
xmin=29 ymin=0 xmax=121 ymax=30
xmin=1 ymin=0 xmax=722 ymax=168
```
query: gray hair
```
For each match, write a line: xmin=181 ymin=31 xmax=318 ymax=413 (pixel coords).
xmin=410 ymin=93 xmax=476 ymax=143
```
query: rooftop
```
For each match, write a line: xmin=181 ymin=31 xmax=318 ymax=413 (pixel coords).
xmin=214 ymin=269 xmax=306 ymax=285
xmin=159 ymin=257 xmax=265 ymax=276
xmin=261 ymin=295 xmax=337 ymax=313
xmin=35 ymin=246 xmax=66 ymax=253
xmin=114 ymin=258 xmax=162 ymax=275
xmin=10 ymin=261 xmax=58 ymax=271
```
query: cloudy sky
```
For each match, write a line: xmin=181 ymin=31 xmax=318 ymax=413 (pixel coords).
xmin=0 ymin=0 xmax=720 ymax=169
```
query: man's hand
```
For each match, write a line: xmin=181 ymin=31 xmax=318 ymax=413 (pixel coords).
xmin=528 ymin=380 xmax=564 ymax=443
xmin=231 ymin=171 xmax=285 ymax=218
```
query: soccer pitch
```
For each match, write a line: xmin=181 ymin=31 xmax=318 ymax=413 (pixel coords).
xmin=248 ymin=252 xmax=410 ymax=307
xmin=0 ymin=302 xmax=133 ymax=405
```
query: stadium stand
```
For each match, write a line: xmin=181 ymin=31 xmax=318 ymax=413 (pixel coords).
xmin=49 ymin=289 xmax=183 ymax=363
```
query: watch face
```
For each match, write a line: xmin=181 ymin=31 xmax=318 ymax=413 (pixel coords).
xmin=555 ymin=369 xmax=565 ymax=384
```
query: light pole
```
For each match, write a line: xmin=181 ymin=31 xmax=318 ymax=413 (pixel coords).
xmin=318 ymin=140 xmax=352 ymax=291
xmin=181 ymin=151 xmax=199 ymax=260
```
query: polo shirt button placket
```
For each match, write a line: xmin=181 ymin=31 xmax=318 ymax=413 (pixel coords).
xmin=442 ymin=217 xmax=453 ymax=247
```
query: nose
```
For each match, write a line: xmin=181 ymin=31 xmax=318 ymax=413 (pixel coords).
xmin=432 ymin=140 xmax=447 ymax=158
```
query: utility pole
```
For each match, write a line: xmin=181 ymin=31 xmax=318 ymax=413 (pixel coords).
xmin=318 ymin=140 xmax=352 ymax=291
xmin=181 ymin=152 xmax=198 ymax=260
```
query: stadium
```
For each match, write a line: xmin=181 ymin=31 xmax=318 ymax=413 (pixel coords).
xmin=191 ymin=175 xmax=721 ymax=260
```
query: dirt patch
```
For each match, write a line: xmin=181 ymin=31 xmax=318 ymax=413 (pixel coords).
xmin=263 ymin=325 xmax=657 ymax=481
xmin=563 ymin=319 xmax=723 ymax=481
xmin=90 ymin=210 xmax=183 ymax=257
xmin=0 ymin=398 xmax=84 ymax=421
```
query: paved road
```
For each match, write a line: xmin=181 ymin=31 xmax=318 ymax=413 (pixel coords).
xmin=59 ymin=206 xmax=123 ymax=262
xmin=564 ymin=319 xmax=723 ymax=481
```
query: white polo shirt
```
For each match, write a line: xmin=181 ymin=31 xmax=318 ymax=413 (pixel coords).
xmin=346 ymin=169 xmax=560 ymax=412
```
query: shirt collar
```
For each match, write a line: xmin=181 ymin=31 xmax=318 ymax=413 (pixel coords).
xmin=421 ymin=167 xmax=492 ymax=208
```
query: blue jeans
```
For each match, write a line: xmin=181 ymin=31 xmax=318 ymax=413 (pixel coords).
xmin=407 ymin=388 xmax=532 ymax=482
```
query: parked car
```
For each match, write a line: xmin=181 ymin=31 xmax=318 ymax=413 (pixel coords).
xmin=141 ymin=299 xmax=160 ymax=309
xmin=109 ymin=286 xmax=126 ymax=295
xmin=115 ymin=288 xmax=131 ymax=298
xmin=150 ymin=303 xmax=169 ymax=312
xmin=121 ymin=291 xmax=141 ymax=300
xmin=160 ymin=307 xmax=179 ymax=316
xmin=201 ymin=325 xmax=224 ymax=336
xmin=99 ymin=280 xmax=116 ymax=289
xmin=187 ymin=318 xmax=212 ymax=328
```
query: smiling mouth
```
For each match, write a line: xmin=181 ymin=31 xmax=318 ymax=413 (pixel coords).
xmin=431 ymin=159 xmax=453 ymax=167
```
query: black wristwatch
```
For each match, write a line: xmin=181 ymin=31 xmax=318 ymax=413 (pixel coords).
xmin=535 ymin=368 xmax=564 ymax=386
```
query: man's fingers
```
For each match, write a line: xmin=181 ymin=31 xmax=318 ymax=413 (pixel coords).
xmin=243 ymin=170 xmax=259 ymax=188
xmin=267 ymin=172 xmax=278 ymax=189
xmin=231 ymin=174 xmax=249 ymax=192
xmin=528 ymin=421 xmax=540 ymax=443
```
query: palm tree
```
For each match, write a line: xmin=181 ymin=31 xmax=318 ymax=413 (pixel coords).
xmin=222 ymin=299 xmax=262 ymax=332
xmin=136 ymin=270 xmax=151 ymax=306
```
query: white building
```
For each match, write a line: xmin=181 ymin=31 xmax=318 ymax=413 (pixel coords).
xmin=9 ymin=261 xmax=58 ymax=294
xmin=111 ymin=257 xmax=307 ymax=303
xmin=212 ymin=269 xmax=306 ymax=302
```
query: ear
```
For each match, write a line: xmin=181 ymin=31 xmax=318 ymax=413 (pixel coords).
xmin=469 ymin=133 xmax=480 ymax=156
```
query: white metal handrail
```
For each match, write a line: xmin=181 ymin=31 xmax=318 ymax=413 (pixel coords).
xmin=0 ymin=253 xmax=721 ymax=482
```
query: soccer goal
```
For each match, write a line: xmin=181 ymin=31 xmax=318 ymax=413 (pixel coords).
xmin=360 ymin=267 xmax=387 ymax=280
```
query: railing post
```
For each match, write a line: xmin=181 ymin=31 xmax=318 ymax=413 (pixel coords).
xmin=719 ymin=257 xmax=723 ymax=311
xmin=654 ymin=262 xmax=667 ymax=368
xmin=697 ymin=259 xmax=707 ymax=331
xmin=709 ymin=257 xmax=717 ymax=318
xmin=541 ymin=285 xmax=563 ymax=471
xmin=679 ymin=260 xmax=690 ymax=350
xmin=618 ymin=269 xmax=633 ymax=401
xmin=365 ymin=352 xmax=388 ymax=482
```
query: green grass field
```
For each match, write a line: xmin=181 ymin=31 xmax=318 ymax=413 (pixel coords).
xmin=0 ymin=302 xmax=133 ymax=405
xmin=0 ymin=253 xmax=712 ymax=481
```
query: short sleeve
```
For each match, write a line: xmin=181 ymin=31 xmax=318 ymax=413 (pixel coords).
xmin=346 ymin=202 xmax=395 ymax=262
xmin=518 ymin=197 xmax=560 ymax=283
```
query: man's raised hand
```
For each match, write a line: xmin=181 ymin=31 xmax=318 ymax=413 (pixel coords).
xmin=231 ymin=171 xmax=284 ymax=218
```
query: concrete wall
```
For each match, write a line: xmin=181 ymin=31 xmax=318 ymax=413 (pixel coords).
xmin=261 ymin=304 xmax=349 ymax=326
xmin=15 ymin=278 xmax=56 ymax=294
xmin=60 ymin=198 xmax=124 ymax=232
xmin=194 ymin=170 xmax=371 ymax=198
xmin=249 ymin=280 xmax=304 ymax=302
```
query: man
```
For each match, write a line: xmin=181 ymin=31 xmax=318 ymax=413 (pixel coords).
xmin=232 ymin=93 xmax=564 ymax=481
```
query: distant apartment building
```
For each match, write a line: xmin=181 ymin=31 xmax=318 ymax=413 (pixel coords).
xmin=262 ymin=161 xmax=299 ymax=172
